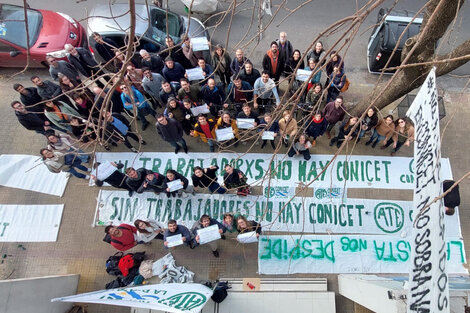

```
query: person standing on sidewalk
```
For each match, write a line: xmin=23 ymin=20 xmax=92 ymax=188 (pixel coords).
xmin=120 ymin=84 xmax=156 ymax=131
xmin=322 ymin=95 xmax=346 ymax=139
xmin=191 ymin=214 xmax=226 ymax=258
xmin=191 ymin=114 xmax=218 ymax=152
xmin=156 ymin=114 xmax=188 ymax=154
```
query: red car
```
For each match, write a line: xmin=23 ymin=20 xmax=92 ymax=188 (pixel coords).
xmin=0 ymin=3 xmax=87 ymax=67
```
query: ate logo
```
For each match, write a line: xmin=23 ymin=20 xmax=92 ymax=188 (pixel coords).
xmin=374 ymin=202 xmax=404 ymax=233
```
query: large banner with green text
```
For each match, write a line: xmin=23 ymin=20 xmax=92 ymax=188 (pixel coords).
xmin=257 ymin=235 xmax=467 ymax=274
xmin=95 ymin=191 xmax=461 ymax=236
xmin=95 ymin=153 xmax=453 ymax=190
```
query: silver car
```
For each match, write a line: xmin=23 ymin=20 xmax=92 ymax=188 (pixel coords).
xmin=87 ymin=3 xmax=208 ymax=61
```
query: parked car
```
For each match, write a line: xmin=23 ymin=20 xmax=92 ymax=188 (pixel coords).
xmin=0 ymin=3 xmax=87 ymax=67
xmin=87 ymin=3 xmax=209 ymax=64
xmin=367 ymin=8 xmax=422 ymax=74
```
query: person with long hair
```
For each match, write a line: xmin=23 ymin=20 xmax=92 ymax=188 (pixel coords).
xmin=288 ymin=133 xmax=312 ymax=160
xmin=211 ymin=44 xmax=232 ymax=88
xmin=236 ymin=215 xmax=262 ymax=237
xmin=285 ymin=49 xmax=305 ymax=77
xmin=306 ymin=112 xmax=328 ymax=143
xmin=222 ymin=213 xmax=238 ymax=234
xmin=46 ymin=130 xmax=89 ymax=163
xmin=329 ymin=116 xmax=359 ymax=148
xmin=40 ymin=148 xmax=90 ymax=179
xmin=164 ymin=169 xmax=193 ymax=198
xmin=306 ymin=41 xmax=325 ymax=65
xmin=43 ymin=99 xmax=81 ymax=133
xmin=134 ymin=219 xmax=164 ymax=243
xmin=358 ymin=107 xmax=378 ymax=141
xmin=278 ymin=110 xmax=298 ymax=147
xmin=216 ymin=112 xmax=240 ymax=147
xmin=192 ymin=166 xmax=227 ymax=194
xmin=381 ymin=118 xmax=414 ymax=156
xmin=365 ymin=114 xmax=395 ymax=148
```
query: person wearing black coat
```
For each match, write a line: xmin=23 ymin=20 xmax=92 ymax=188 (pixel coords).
xmin=92 ymin=161 xmax=133 ymax=196
xmin=65 ymin=45 xmax=107 ymax=88
xmin=238 ymin=61 xmax=261 ymax=88
xmin=11 ymin=101 xmax=47 ymax=135
xmin=306 ymin=113 xmax=328 ymax=140
xmin=358 ymin=108 xmax=378 ymax=141
xmin=329 ymin=116 xmax=359 ymax=148
xmin=155 ymin=114 xmax=188 ymax=153
xmin=92 ymin=32 xmax=118 ymax=64
xmin=137 ymin=170 xmax=167 ymax=194
xmin=192 ymin=166 xmax=226 ymax=194
xmin=14 ymin=84 xmax=43 ymax=107
xmin=262 ymin=41 xmax=285 ymax=82
xmin=164 ymin=169 xmax=192 ymax=198
xmin=125 ymin=167 xmax=149 ymax=193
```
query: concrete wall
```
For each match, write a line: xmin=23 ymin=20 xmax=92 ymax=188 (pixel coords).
xmin=0 ymin=274 xmax=79 ymax=313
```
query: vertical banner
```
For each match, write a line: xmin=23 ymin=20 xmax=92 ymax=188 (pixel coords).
xmin=406 ymin=68 xmax=449 ymax=313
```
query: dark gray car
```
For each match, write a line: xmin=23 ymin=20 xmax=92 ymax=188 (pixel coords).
xmin=87 ymin=3 xmax=208 ymax=63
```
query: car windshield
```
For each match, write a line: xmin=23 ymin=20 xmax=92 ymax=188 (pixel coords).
xmin=148 ymin=8 xmax=181 ymax=46
xmin=0 ymin=4 xmax=42 ymax=48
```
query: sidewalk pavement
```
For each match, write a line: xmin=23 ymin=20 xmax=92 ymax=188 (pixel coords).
xmin=0 ymin=69 xmax=468 ymax=313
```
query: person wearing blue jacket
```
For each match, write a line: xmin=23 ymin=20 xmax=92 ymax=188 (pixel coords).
xmin=200 ymin=78 xmax=225 ymax=117
xmin=163 ymin=220 xmax=193 ymax=249
xmin=120 ymin=84 xmax=156 ymax=130
xmin=191 ymin=214 xmax=226 ymax=257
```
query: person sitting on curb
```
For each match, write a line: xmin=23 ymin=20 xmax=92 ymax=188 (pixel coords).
xmin=192 ymin=166 xmax=227 ymax=194
xmin=223 ymin=164 xmax=250 ymax=196
xmin=104 ymin=223 xmax=138 ymax=251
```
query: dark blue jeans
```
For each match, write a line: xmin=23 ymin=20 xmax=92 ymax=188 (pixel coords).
xmin=137 ymin=105 xmax=157 ymax=126
xmin=167 ymin=138 xmax=188 ymax=151
xmin=208 ymin=182 xmax=227 ymax=194
xmin=66 ymin=157 xmax=88 ymax=179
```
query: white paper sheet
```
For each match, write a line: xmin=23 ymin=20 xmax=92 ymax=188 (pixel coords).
xmin=166 ymin=234 xmax=184 ymax=247
xmin=216 ymin=127 xmax=235 ymax=141
xmin=296 ymin=69 xmax=312 ymax=82
xmin=197 ymin=224 xmax=221 ymax=244
xmin=237 ymin=118 xmax=255 ymax=129
xmin=92 ymin=161 xmax=116 ymax=181
xmin=0 ymin=154 xmax=69 ymax=197
xmin=190 ymin=37 xmax=210 ymax=51
xmin=190 ymin=104 xmax=211 ymax=116
xmin=237 ymin=231 xmax=258 ymax=243
xmin=167 ymin=179 xmax=183 ymax=192
xmin=186 ymin=67 xmax=205 ymax=81
xmin=262 ymin=131 xmax=275 ymax=140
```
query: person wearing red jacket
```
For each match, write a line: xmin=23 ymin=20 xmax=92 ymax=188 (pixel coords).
xmin=105 ymin=224 xmax=138 ymax=251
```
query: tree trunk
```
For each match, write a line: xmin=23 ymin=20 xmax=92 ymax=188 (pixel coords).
xmin=352 ymin=0 xmax=468 ymax=116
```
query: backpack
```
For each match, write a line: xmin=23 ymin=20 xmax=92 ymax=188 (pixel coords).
xmin=211 ymin=281 xmax=231 ymax=303
xmin=341 ymin=76 xmax=350 ymax=92
xmin=106 ymin=252 xmax=124 ymax=276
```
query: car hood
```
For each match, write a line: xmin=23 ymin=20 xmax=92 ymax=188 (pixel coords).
xmin=181 ymin=16 xmax=208 ymax=39
xmin=33 ymin=9 xmax=81 ymax=51
xmin=87 ymin=4 xmax=150 ymax=36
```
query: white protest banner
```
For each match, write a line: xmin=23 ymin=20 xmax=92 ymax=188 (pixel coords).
xmin=405 ymin=68 xmax=449 ymax=313
xmin=238 ymin=231 xmax=258 ymax=243
xmin=95 ymin=190 xmax=462 ymax=237
xmin=52 ymin=283 xmax=213 ymax=313
xmin=190 ymin=104 xmax=210 ymax=116
xmin=186 ymin=67 xmax=204 ymax=81
xmin=190 ymin=37 xmax=209 ymax=51
xmin=0 ymin=154 xmax=69 ymax=197
xmin=92 ymin=161 xmax=117 ymax=181
xmin=258 ymin=235 xmax=467 ymax=274
xmin=197 ymin=224 xmax=220 ymax=244
xmin=94 ymin=152 xmax=453 ymax=190
xmin=216 ymin=127 xmax=235 ymax=141
xmin=0 ymin=204 xmax=64 ymax=242
xmin=236 ymin=118 xmax=256 ymax=129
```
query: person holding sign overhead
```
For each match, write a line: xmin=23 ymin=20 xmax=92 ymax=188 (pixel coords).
xmin=191 ymin=214 xmax=226 ymax=258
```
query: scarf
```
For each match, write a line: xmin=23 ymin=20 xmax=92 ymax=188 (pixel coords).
xmin=267 ymin=49 xmax=279 ymax=75
xmin=312 ymin=117 xmax=324 ymax=124
xmin=52 ymin=105 xmax=68 ymax=121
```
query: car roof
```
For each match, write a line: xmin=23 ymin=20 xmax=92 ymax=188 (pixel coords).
xmin=88 ymin=3 xmax=152 ymax=36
